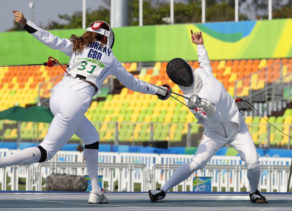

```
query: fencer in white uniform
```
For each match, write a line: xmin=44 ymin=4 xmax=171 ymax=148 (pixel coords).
xmin=3 ymin=11 xmax=171 ymax=204
xmin=149 ymin=31 xmax=267 ymax=203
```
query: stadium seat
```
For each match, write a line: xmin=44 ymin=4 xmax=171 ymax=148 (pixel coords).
xmin=1 ymin=56 xmax=291 ymax=145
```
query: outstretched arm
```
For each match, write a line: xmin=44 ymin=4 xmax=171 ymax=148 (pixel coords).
xmin=191 ymin=30 xmax=212 ymax=73
xmin=13 ymin=10 xmax=73 ymax=56
xmin=111 ymin=59 xmax=171 ymax=100
xmin=112 ymin=59 xmax=157 ymax=94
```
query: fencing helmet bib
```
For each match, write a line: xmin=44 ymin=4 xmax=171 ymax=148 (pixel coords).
xmin=166 ymin=58 xmax=194 ymax=86
xmin=87 ymin=21 xmax=115 ymax=48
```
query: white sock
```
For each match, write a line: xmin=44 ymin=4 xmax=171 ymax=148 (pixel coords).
xmin=0 ymin=147 xmax=41 ymax=168
xmin=84 ymin=148 xmax=103 ymax=194
xmin=161 ymin=161 xmax=198 ymax=192
xmin=247 ymin=167 xmax=261 ymax=193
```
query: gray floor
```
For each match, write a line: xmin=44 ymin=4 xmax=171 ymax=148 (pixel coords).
xmin=0 ymin=192 xmax=292 ymax=211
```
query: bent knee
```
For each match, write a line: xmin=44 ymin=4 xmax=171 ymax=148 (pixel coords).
xmin=246 ymin=159 xmax=260 ymax=170
xmin=37 ymin=146 xmax=47 ymax=162
xmin=37 ymin=145 xmax=57 ymax=162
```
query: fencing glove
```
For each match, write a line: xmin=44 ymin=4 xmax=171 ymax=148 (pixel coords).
xmin=187 ymin=94 xmax=216 ymax=117
xmin=156 ymin=84 xmax=171 ymax=100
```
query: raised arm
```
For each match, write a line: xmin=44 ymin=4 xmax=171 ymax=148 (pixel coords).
xmin=191 ymin=30 xmax=212 ymax=73
xmin=13 ymin=10 xmax=73 ymax=56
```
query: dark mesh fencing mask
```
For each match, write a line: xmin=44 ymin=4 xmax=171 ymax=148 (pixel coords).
xmin=166 ymin=58 xmax=194 ymax=86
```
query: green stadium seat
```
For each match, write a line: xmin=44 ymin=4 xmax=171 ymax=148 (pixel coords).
xmin=251 ymin=116 xmax=260 ymax=133
xmin=151 ymin=116 xmax=159 ymax=122
xmin=106 ymin=95 xmax=113 ymax=101
xmin=3 ymin=129 xmax=11 ymax=139
xmin=178 ymin=116 xmax=186 ymax=123
xmin=191 ymin=124 xmax=200 ymax=134
xmin=173 ymin=133 xmax=182 ymax=142
xmin=274 ymin=133 xmax=283 ymax=146
xmin=1 ymin=58 xmax=291 ymax=145
xmin=257 ymin=133 xmax=267 ymax=145
xmin=171 ymin=115 xmax=179 ymax=123
xmin=284 ymin=109 xmax=292 ymax=117
xmin=139 ymin=68 xmax=147 ymax=77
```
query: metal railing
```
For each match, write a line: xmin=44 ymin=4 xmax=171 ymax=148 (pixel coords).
xmin=0 ymin=150 xmax=291 ymax=192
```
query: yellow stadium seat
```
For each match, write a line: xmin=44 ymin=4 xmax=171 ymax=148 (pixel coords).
xmin=237 ymin=87 xmax=249 ymax=97
xmin=256 ymin=80 xmax=265 ymax=90
xmin=218 ymin=60 xmax=226 ymax=69
xmin=223 ymin=67 xmax=231 ymax=75
xmin=129 ymin=62 xmax=137 ymax=72
xmin=251 ymin=74 xmax=258 ymax=90
xmin=284 ymin=117 xmax=292 ymax=124
xmin=131 ymin=115 xmax=138 ymax=122
xmin=228 ymin=87 xmax=235 ymax=97
xmin=245 ymin=116 xmax=252 ymax=125
xmin=91 ymin=101 xmax=98 ymax=108
xmin=229 ymin=73 xmax=237 ymax=82
xmin=284 ymin=74 xmax=292 ymax=83
xmin=173 ymin=85 xmax=180 ymax=93
xmin=118 ymin=116 xmax=124 ymax=122
xmin=182 ymin=123 xmax=188 ymax=133
xmin=258 ymin=118 xmax=267 ymax=133
xmin=258 ymin=59 xmax=267 ymax=68
xmin=104 ymin=116 xmax=111 ymax=122
xmin=236 ymin=80 xmax=243 ymax=89
xmin=144 ymin=116 xmax=151 ymax=122
xmin=252 ymin=133 xmax=258 ymax=144
xmin=186 ymin=114 xmax=194 ymax=122
xmin=169 ymin=130 xmax=175 ymax=140
xmin=104 ymin=131 xmax=113 ymax=140
xmin=282 ymin=65 xmax=288 ymax=76
xmin=145 ymin=75 xmax=151 ymax=82
xmin=164 ymin=116 xmax=172 ymax=123
xmin=154 ymin=62 xmax=161 ymax=72
xmin=270 ymin=133 xmax=275 ymax=144
xmin=10 ymin=129 xmax=17 ymax=139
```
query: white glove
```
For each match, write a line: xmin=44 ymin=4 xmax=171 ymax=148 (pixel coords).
xmin=187 ymin=94 xmax=201 ymax=109
xmin=198 ymin=99 xmax=216 ymax=116
xmin=187 ymin=94 xmax=216 ymax=117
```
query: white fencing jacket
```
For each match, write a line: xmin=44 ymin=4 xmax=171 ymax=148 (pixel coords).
xmin=25 ymin=20 xmax=158 ymax=95
xmin=180 ymin=45 xmax=241 ymax=131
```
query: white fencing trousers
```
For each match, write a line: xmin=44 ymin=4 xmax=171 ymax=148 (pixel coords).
xmin=161 ymin=118 xmax=260 ymax=192
xmin=39 ymin=78 xmax=98 ymax=161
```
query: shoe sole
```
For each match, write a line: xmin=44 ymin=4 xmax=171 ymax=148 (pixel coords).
xmin=250 ymin=199 xmax=268 ymax=204
xmin=255 ymin=200 xmax=268 ymax=204
xmin=88 ymin=202 xmax=108 ymax=204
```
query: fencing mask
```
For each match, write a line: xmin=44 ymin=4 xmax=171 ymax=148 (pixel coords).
xmin=166 ymin=58 xmax=194 ymax=87
xmin=87 ymin=21 xmax=115 ymax=48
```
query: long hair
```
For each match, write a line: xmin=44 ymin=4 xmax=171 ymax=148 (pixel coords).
xmin=70 ymin=22 xmax=109 ymax=52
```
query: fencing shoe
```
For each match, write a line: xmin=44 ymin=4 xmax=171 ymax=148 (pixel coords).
xmin=249 ymin=190 xmax=268 ymax=203
xmin=148 ymin=189 xmax=166 ymax=202
xmin=88 ymin=191 xmax=108 ymax=204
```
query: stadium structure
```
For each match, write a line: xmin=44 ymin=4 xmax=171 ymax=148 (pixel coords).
xmin=0 ymin=1 xmax=291 ymax=210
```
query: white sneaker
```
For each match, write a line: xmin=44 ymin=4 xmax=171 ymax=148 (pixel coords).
xmin=88 ymin=191 xmax=108 ymax=204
